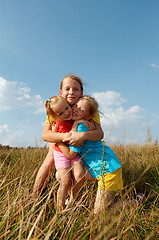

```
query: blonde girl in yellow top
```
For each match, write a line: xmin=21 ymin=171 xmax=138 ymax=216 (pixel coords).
xmin=33 ymin=74 xmax=103 ymax=198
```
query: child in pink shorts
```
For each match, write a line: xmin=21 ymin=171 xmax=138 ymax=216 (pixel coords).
xmin=53 ymin=149 xmax=80 ymax=170
xmin=45 ymin=95 xmax=84 ymax=211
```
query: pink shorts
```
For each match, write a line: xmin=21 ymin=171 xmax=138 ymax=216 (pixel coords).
xmin=53 ymin=150 xmax=81 ymax=170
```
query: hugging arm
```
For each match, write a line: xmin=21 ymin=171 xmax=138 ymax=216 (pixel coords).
xmin=63 ymin=121 xmax=104 ymax=146
xmin=42 ymin=123 xmax=71 ymax=143
xmin=83 ymin=122 xmax=104 ymax=141
xmin=58 ymin=142 xmax=78 ymax=160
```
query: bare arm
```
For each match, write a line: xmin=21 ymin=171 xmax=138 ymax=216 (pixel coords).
xmin=83 ymin=122 xmax=104 ymax=141
xmin=57 ymin=142 xmax=78 ymax=160
xmin=63 ymin=122 xmax=104 ymax=146
xmin=42 ymin=123 xmax=71 ymax=143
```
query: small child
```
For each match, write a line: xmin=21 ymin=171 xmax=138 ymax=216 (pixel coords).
xmin=57 ymin=96 xmax=124 ymax=214
xmin=45 ymin=95 xmax=84 ymax=211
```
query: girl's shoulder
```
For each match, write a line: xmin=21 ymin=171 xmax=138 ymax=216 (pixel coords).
xmin=77 ymin=123 xmax=89 ymax=132
xmin=56 ymin=120 xmax=73 ymax=133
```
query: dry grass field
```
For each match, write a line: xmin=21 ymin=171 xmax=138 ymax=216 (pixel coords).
xmin=0 ymin=143 xmax=159 ymax=239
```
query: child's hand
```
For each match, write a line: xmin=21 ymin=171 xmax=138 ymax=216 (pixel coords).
xmin=79 ymin=120 xmax=96 ymax=131
xmin=63 ymin=131 xmax=86 ymax=147
xmin=72 ymin=120 xmax=95 ymax=131
xmin=87 ymin=120 xmax=96 ymax=131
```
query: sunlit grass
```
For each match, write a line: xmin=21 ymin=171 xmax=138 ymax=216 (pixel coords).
xmin=0 ymin=143 xmax=159 ymax=239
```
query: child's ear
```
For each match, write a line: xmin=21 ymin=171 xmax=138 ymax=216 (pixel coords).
xmin=59 ymin=90 xmax=62 ymax=96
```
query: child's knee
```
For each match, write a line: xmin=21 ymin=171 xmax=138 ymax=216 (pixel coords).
xmin=60 ymin=177 xmax=71 ymax=188
xmin=59 ymin=172 xmax=71 ymax=186
xmin=72 ymin=163 xmax=84 ymax=181
xmin=74 ymin=170 xmax=84 ymax=182
xmin=56 ymin=171 xmax=61 ymax=182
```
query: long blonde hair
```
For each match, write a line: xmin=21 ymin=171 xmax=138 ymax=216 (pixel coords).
xmin=45 ymin=95 xmax=67 ymax=122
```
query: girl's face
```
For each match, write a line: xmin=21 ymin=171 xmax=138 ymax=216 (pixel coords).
xmin=59 ymin=78 xmax=83 ymax=106
xmin=72 ymin=99 xmax=91 ymax=121
xmin=52 ymin=100 xmax=72 ymax=122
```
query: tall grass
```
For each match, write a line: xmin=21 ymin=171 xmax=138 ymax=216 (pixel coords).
xmin=0 ymin=144 xmax=159 ymax=239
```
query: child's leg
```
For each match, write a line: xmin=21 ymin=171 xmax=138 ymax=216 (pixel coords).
xmin=56 ymin=170 xmax=72 ymax=197
xmin=94 ymin=168 xmax=123 ymax=214
xmin=70 ymin=161 xmax=85 ymax=201
xmin=94 ymin=189 xmax=116 ymax=214
xmin=57 ymin=168 xmax=72 ymax=211
xmin=32 ymin=143 xmax=55 ymax=197
xmin=83 ymin=166 xmax=94 ymax=181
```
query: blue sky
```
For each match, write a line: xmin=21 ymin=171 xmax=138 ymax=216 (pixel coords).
xmin=0 ymin=0 xmax=159 ymax=147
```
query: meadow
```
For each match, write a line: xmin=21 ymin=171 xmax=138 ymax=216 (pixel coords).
xmin=0 ymin=143 xmax=158 ymax=239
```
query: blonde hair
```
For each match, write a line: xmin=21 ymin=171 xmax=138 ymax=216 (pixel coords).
xmin=45 ymin=95 xmax=67 ymax=122
xmin=80 ymin=95 xmax=99 ymax=117
xmin=60 ymin=74 xmax=84 ymax=91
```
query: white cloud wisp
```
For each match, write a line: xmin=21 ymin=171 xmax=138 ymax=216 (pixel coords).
xmin=0 ymin=77 xmax=45 ymax=113
xmin=92 ymin=91 xmax=144 ymax=144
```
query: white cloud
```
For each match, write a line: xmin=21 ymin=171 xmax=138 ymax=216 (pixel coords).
xmin=92 ymin=91 xmax=143 ymax=126
xmin=0 ymin=124 xmax=9 ymax=133
xmin=0 ymin=123 xmax=24 ymax=147
xmin=92 ymin=91 xmax=126 ymax=107
xmin=150 ymin=63 xmax=159 ymax=69
xmin=100 ymin=106 xmax=143 ymax=128
xmin=0 ymin=77 xmax=45 ymax=113
xmin=0 ymin=77 xmax=47 ymax=147
xmin=91 ymin=91 xmax=145 ymax=144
